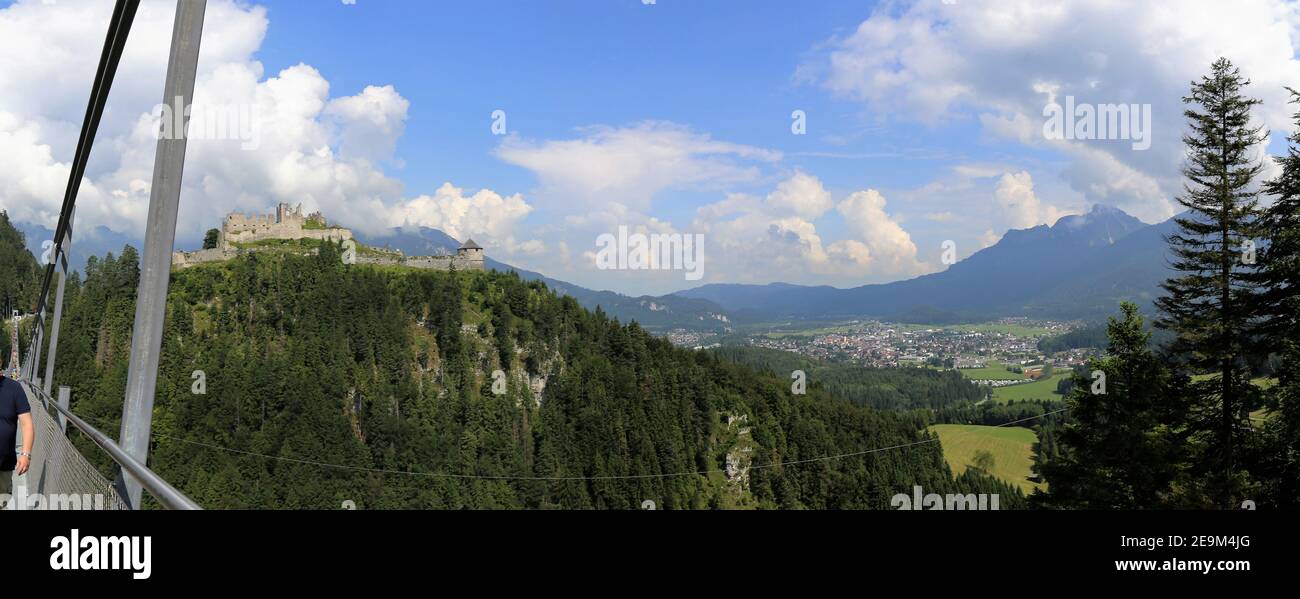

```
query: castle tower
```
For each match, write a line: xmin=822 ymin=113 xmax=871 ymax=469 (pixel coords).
xmin=457 ymin=239 xmax=485 ymax=269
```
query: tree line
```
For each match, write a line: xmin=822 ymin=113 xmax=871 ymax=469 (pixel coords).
xmin=711 ymin=346 xmax=988 ymax=410
xmin=1038 ymin=58 xmax=1300 ymax=509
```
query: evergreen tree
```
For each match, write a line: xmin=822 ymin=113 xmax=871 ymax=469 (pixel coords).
xmin=0 ymin=211 xmax=40 ymax=317
xmin=1037 ymin=302 xmax=1185 ymax=509
xmin=1155 ymin=57 xmax=1268 ymax=507
xmin=1255 ymin=88 xmax=1300 ymax=507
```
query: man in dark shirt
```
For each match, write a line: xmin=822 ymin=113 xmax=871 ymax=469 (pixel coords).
xmin=0 ymin=375 xmax=33 ymax=505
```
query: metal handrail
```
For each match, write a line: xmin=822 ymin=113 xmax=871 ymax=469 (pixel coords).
xmin=20 ymin=380 xmax=202 ymax=510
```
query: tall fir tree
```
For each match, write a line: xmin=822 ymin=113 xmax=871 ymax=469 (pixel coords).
xmin=1036 ymin=302 xmax=1186 ymax=509
xmin=1255 ymin=88 xmax=1300 ymax=507
xmin=1156 ymin=57 xmax=1268 ymax=507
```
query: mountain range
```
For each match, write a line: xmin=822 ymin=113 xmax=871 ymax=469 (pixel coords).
xmin=16 ymin=221 xmax=140 ymax=277
xmin=13 ymin=203 xmax=1176 ymax=330
xmin=673 ymin=204 xmax=1177 ymax=324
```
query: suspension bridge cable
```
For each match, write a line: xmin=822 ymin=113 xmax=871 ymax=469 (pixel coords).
xmin=27 ymin=0 xmax=140 ymax=351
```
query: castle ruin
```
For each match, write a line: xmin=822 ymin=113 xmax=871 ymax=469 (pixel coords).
xmin=172 ymin=203 xmax=485 ymax=272
xmin=222 ymin=203 xmax=352 ymax=250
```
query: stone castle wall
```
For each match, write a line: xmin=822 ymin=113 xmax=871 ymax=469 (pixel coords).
xmin=221 ymin=203 xmax=352 ymax=250
xmin=172 ymin=247 xmax=236 ymax=269
xmin=172 ymin=203 xmax=485 ymax=271
xmin=353 ymin=250 xmax=485 ymax=271
xmin=406 ymin=253 xmax=484 ymax=271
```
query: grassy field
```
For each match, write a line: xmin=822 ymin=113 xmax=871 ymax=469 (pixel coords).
xmin=992 ymin=370 xmax=1071 ymax=403
xmin=957 ymin=361 xmax=1027 ymax=381
xmin=948 ymin=323 xmax=1057 ymax=337
xmin=1190 ymin=374 xmax=1277 ymax=389
xmin=990 ymin=373 xmax=1278 ymax=406
xmin=929 ymin=424 xmax=1043 ymax=493
xmin=1250 ymin=408 xmax=1273 ymax=424
xmin=757 ymin=323 xmax=866 ymax=339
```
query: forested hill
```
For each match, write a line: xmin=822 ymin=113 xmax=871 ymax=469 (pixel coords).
xmin=1 ymin=211 xmax=40 ymax=315
xmin=1 ymin=211 xmax=41 ymax=366
xmin=711 ymin=346 xmax=988 ymax=411
xmin=41 ymin=241 xmax=1021 ymax=509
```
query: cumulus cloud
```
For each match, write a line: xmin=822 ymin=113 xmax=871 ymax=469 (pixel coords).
xmin=803 ymin=0 xmax=1300 ymax=223
xmin=324 ymin=85 xmax=410 ymax=163
xmin=765 ymin=170 xmax=833 ymax=218
xmin=0 ymin=0 xmax=523 ymax=251
xmin=993 ymin=171 xmax=1065 ymax=229
xmin=835 ymin=189 xmax=927 ymax=275
xmin=689 ymin=172 xmax=928 ymax=285
xmin=387 ymin=182 xmax=535 ymax=249
xmin=494 ymin=121 xmax=782 ymax=213
xmin=0 ymin=0 xmax=283 ymax=237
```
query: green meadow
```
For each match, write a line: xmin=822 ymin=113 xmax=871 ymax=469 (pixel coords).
xmin=957 ymin=360 xmax=1027 ymax=381
xmin=930 ymin=424 xmax=1043 ymax=494
xmin=992 ymin=370 xmax=1072 ymax=403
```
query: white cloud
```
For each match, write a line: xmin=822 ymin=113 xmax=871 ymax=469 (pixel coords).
xmin=686 ymin=173 xmax=929 ymax=286
xmin=386 ymin=182 xmax=533 ymax=248
xmin=804 ymin=0 xmax=1300 ymax=223
xmin=826 ymin=239 xmax=873 ymax=268
xmin=993 ymin=171 xmax=1064 ymax=229
xmin=835 ymin=189 xmax=928 ymax=275
xmin=952 ymin=164 xmax=1005 ymax=179
xmin=764 ymin=170 xmax=833 ymax=218
xmin=324 ymin=84 xmax=410 ymax=163
xmin=0 ymin=0 xmax=280 ymax=236
xmin=0 ymin=0 xmax=494 ymax=248
xmin=494 ymin=121 xmax=782 ymax=213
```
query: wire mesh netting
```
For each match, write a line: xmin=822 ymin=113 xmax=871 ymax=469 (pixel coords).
xmin=10 ymin=383 xmax=128 ymax=511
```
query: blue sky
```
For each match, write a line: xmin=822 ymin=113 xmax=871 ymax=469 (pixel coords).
xmin=4 ymin=0 xmax=1300 ymax=295
xmin=249 ymin=0 xmax=947 ymax=218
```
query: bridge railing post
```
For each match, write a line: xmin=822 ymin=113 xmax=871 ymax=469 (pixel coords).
xmin=28 ymin=321 xmax=43 ymax=385
xmin=43 ymin=207 xmax=73 ymax=397
xmin=57 ymin=386 xmax=70 ymax=434
xmin=119 ymin=0 xmax=207 ymax=510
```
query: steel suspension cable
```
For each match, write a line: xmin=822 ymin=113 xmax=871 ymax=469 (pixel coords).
xmin=26 ymin=0 xmax=140 ymax=355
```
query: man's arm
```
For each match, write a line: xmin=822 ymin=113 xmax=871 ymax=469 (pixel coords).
xmin=16 ymin=413 xmax=32 ymax=475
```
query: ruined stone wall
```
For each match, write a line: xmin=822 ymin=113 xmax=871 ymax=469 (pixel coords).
xmin=355 ymin=254 xmax=402 ymax=267
xmin=405 ymin=256 xmax=454 ymax=270
xmin=222 ymin=209 xmax=352 ymax=249
xmin=404 ymin=254 xmax=485 ymax=271
xmin=172 ymin=247 xmax=236 ymax=269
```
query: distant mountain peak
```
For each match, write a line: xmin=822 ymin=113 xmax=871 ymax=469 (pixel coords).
xmin=1045 ymin=204 xmax=1142 ymax=250
xmin=1054 ymin=203 xmax=1136 ymax=227
xmin=674 ymin=202 xmax=1167 ymax=322
xmin=1087 ymin=203 xmax=1126 ymax=215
